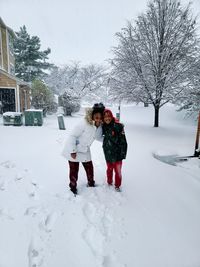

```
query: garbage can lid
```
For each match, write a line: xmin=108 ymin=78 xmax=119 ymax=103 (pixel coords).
xmin=3 ymin=112 xmax=22 ymax=117
xmin=25 ymin=109 xmax=43 ymax=112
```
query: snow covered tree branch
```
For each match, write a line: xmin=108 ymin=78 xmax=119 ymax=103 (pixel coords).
xmin=111 ymin=0 xmax=200 ymax=127
xmin=45 ymin=62 xmax=107 ymax=104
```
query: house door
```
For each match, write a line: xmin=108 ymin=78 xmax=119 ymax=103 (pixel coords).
xmin=0 ymin=88 xmax=16 ymax=114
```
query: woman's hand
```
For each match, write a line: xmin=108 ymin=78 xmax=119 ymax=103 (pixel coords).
xmin=71 ymin=153 xmax=77 ymax=159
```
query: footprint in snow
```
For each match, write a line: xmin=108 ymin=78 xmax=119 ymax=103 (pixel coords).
xmin=39 ymin=212 xmax=58 ymax=233
xmin=102 ymin=254 xmax=118 ymax=267
xmin=28 ymin=238 xmax=44 ymax=267
xmin=82 ymin=202 xmax=96 ymax=224
xmin=82 ymin=225 xmax=105 ymax=258
xmin=29 ymin=191 xmax=39 ymax=199
xmin=28 ymin=186 xmax=40 ymax=200
xmin=0 ymin=161 xmax=15 ymax=169
xmin=0 ymin=181 xmax=6 ymax=191
xmin=99 ymin=211 xmax=113 ymax=238
xmin=56 ymin=138 xmax=63 ymax=145
xmin=102 ymin=253 xmax=127 ymax=267
xmin=24 ymin=206 xmax=40 ymax=217
xmin=83 ymin=201 xmax=113 ymax=239
xmin=15 ymin=173 xmax=24 ymax=181
xmin=0 ymin=208 xmax=14 ymax=220
xmin=31 ymin=180 xmax=38 ymax=187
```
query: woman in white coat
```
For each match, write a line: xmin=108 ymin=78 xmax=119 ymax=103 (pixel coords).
xmin=62 ymin=103 xmax=105 ymax=195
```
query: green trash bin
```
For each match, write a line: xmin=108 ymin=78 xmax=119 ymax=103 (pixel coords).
xmin=3 ymin=112 xmax=23 ymax=126
xmin=24 ymin=109 xmax=43 ymax=126
xmin=57 ymin=114 xmax=66 ymax=130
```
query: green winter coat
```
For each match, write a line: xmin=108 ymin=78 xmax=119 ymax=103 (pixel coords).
xmin=102 ymin=120 xmax=127 ymax=163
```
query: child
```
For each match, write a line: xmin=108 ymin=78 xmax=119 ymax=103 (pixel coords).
xmin=62 ymin=103 xmax=105 ymax=195
xmin=102 ymin=109 xmax=127 ymax=191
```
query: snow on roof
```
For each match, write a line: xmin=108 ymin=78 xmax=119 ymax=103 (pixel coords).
xmin=0 ymin=17 xmax=17 ymax=38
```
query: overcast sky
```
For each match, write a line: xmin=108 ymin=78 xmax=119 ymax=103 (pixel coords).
xmin=1 ymin=0 xmax=200 ymax=66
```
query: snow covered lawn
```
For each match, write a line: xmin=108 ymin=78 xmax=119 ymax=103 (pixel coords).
xmin=0 ymin=105 xmax=200 ymax=267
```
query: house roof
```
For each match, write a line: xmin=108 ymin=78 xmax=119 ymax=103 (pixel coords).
xmin=0 ymin=69 xmax=31 ymax=88
xmin=0 ymin=17 xmax=17 ymax=38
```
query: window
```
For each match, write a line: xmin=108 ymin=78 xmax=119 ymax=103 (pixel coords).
xmin=8 ymin=32 xmax=14 ymax=56
xmin=0 ymin=29 xmax=2 ymax=68
xmin=10 ymin=63 xmax=15 ymax=75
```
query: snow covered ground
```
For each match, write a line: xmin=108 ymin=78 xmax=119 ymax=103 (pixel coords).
xmin=0 ymin=104 xmax=200 ymax=267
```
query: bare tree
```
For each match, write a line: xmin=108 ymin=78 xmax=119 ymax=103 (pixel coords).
xmin=111 ymin=0 xmax=200 ymax=126
xmin=109 ymin=67 xmax=149 ymax=105
xmin=45 ymin=62 xmax=107 ymax=101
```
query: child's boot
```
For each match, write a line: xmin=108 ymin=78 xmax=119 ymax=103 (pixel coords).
xmin=87 ymin=180 xmax=95 ymax=187
xmin=70 ymin=186 xmax=78 ymax=195
xmin=115 ymin=186 xmax=121 ymax=192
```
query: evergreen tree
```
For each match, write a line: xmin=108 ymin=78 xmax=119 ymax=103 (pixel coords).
xmin=14 ymin=26 xmax=52 ymax=82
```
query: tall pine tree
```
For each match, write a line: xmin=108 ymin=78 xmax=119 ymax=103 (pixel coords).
xmin=14 ymin=26 xmax=52 ymax=82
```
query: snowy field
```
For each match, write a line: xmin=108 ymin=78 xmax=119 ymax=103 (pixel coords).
xmin=0 ymin=104 xmax=200 ymax=267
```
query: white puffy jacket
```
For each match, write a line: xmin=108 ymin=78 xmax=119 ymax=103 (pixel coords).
xmin=62 ymin=108 xmax=102 ymax=162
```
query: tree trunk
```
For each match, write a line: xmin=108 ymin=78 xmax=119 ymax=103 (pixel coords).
xmin=154 ymin=106 xmax=159 ymax=127
xmin=194 ymin=111 xmax=200 ymax=156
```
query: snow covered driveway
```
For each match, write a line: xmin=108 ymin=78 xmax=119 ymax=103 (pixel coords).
xmin=0 ymin=105 xmax=200 ymax=267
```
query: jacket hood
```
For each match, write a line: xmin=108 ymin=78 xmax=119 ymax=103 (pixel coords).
xmin=85 ymin=108 xmax=94 ymax=125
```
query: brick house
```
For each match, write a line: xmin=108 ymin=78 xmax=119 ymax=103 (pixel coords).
xmin=0 ymin=17 xmax=31 ymax=114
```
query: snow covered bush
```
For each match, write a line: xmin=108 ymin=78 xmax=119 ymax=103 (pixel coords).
xmin=31 ymin=80 xmax=57 ymax=113
xmin=58 ymin=92 xmax=80 ymax=116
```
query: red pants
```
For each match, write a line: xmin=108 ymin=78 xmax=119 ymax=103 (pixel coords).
xmin=106 ymin=161 xmax=122 ymax=188
xmin=68 ymin=161 xmax=94 ymax=189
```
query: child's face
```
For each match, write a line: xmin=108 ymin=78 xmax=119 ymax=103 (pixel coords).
xmin=93 ymin=112 xmax=102 ymax=126
xmin=104 ymin=112 xmax=112 ymax=124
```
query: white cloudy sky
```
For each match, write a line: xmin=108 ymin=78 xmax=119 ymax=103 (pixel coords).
xmin=1 ymin=0 xmax=200 ymax=65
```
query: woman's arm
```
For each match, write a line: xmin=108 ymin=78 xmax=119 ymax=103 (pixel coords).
xmin=68 ymin=122 xmax=85 ymax=153
xmin=118 ymin=124 xmax=128 ymax=159
xmin=95 ymin=125 xmax=104 ymax=142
